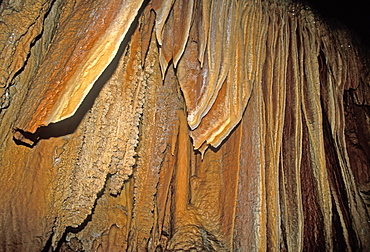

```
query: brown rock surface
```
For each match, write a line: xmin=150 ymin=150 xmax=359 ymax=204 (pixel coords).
xmin=1 ymin=0 xmax=370 ymax=251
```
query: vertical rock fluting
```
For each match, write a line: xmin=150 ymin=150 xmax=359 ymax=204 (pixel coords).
xmin=0 ymin=0 xmax=369 ymax=251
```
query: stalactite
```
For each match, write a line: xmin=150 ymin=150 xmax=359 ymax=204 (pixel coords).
xmin=0 ymin=0 xmax=370 ymax=251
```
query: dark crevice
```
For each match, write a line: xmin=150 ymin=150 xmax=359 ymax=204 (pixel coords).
xmin=14 ymin=0 xmax=150 ymax=148
xmin=318 ymin=47 xmax=360 ymax=250
xmin=321 ymin=100 xmax=360 ymax=250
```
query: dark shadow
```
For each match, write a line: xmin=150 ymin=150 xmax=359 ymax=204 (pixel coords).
xmin=37 ymin=1 xmax=149 ymax=250
xmin=40 ymin=231 xmax=53 ymax=252
xmin=14 ymin=0 xmax=147 ymax=147
xmin=305 ymin=0 xmax=370 ymax=47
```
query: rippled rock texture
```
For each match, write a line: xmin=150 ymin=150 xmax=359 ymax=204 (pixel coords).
xmin=1 ymin=0 xmax=370 ymax=251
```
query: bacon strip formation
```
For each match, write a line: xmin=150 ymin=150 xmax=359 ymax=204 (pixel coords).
xmin=0 ymin=0 xmax=369 ymax=251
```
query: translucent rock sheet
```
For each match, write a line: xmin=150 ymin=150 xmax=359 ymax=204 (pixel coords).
xmin=12 ymin=0 xmax=144 ymax=141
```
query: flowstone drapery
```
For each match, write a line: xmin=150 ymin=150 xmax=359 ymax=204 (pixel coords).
xmin=1 ymin=0 xmax=370 ymax=251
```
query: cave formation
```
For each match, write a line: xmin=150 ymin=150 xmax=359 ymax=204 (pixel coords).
xmin=0 ymin=0 xmax=370 ymax=251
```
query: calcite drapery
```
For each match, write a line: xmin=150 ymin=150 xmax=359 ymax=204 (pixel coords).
xmin=12 ymin=0 xmax=144 ymax=143
xmin=1 ymin=0 xmax=370 ymax=251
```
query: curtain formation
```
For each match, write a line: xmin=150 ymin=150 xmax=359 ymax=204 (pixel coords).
xmin=0 ymin=0 xmax=370 ymax=251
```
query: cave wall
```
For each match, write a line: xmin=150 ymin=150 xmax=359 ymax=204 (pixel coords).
xmin=0 ymin=0 xmax=370 ymax=251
